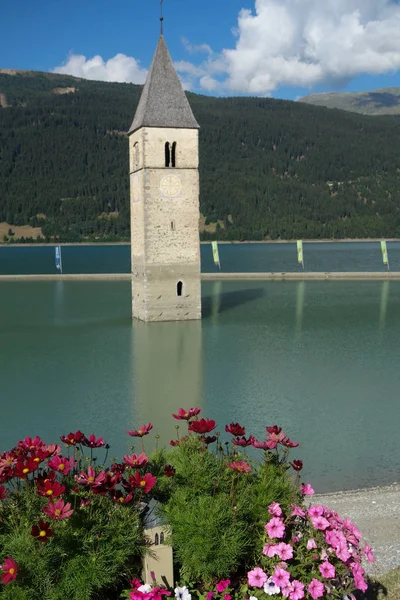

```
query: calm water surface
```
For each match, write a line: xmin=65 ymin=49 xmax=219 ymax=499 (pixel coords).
xmin=0 ymin=278 xmax=399 ymax=492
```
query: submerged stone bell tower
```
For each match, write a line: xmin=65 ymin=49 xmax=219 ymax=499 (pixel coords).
xmin=128 ymin=33 xmax=201 ymax=322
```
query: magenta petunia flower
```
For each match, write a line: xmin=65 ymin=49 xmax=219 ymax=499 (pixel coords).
xmin=363 ymin=544 xmax=375 ymax=564
xmin=300 ymin=483 xmax=315 ymax=495
xmin=319 ymin=561 xmax=336 ymax=579
xmin=276 ymin=542 xmax=294 ymax=560
xmin=127 ymin=423 xmax=153 ymax=437
xmin=266 ymin=517 xmax=285 ymax=539
xmin=308 ymin=579 xmax=325 ymax=599
xmin=306 ymin=538 xmax=317 ymax=550
xmin=263 ymin=543 xmax=279 ymax=557
xmin=43 ymin=498 xmax=74 ymax=520
xmin=268 ymin=502 xmax=283 ymax=517
xmin=308 ymin=505 xmax=324 ymax=518
xmin=290 ymin=504 xmax=306 ymax=518
xmin=1 ymin=557 xmax=18 ymax=584
xmin=248 ymin=567 xmax=267 ymax=588
xmin=289 ymin=580 xmax=304 ymax=600
xmin=311 ymin=516 xmax=330 ymax=531
xmin=123 ymin=452 xmax=149 ymax=468
xmin=216 ymin=579 xmax=230 ymax=593
xmin=172 ymin=407 xmax=201 ymax=421
xmin=47 ymin=455 xmax=76 ymax=475
xmin=272 ymin=567 xmax=290 ymax=589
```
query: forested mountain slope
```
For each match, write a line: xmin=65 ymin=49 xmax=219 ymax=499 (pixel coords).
xmin=1 ymin=70 xmax=400 ymax=241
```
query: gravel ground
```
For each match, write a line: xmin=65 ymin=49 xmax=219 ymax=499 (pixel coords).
xmin=314 ymin=484 xmax=400 ymax=576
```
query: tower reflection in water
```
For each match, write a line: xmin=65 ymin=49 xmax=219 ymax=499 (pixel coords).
xmin=131 ymin=320 xmax=203 ymax=448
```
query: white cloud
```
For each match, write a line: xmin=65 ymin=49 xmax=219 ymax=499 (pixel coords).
xmin=222 ymin=0 xmax=400 ymax=94
xmin=181 ymin=37 xmax=213 ymax=56
xmin=199 ymin=75 xmax=219 ymax=91
xmin=51 ymin=53 xmax=148 ymax=84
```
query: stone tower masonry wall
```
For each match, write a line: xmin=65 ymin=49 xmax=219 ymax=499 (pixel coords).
xmin=129 ymin=127 xmax=201 ymax=322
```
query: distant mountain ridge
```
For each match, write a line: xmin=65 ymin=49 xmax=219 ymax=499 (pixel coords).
xmin=300 ymin=87 xmax=400 ymax=116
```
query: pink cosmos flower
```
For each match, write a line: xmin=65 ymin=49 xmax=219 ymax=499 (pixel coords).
xmin=129 ymin=471 xmax=157 ymax=493
xmin=311 ymin=516 xmax=330 ymax=531
xmin=1 ymin=557 xmax=18 ymax=584
xmin=266 ymin=517 xmax=285 ymax=539
xmin=268 ymin=502 xmax=283 ymax=517
xmin=281 ymin=437 xmax=299 ymax=448
xmin=123 ymin=453 xmax=149 ymax=468
xmin=319 ymin=561 xmax=336 ymax=579
xmin=306 ymin=538 xmax=317 ymax=550
xmin=43 ymin=498 xmax=74 ymax=520
xmin=290 ymin=505 xmax=306 ymax=518
xmin=363 ymin=544 xmax=375 ymax=564
xmin=248 ymin=567 xmax=268 ymax=588
xmin=308 ymin=579 xmax=325 ymax=599
xmin=272 ymin=568 xmax=290 ymax=589
xmin=266 ymin=432 xmax=285 ymax=449
xmin=308 ymin=505 xmax=324 ymax=518
xmin=263 ymin=543 xmax=279 ymax=557
xmin=232 ymin=436 xmax=255 ymax=447
xmin=300 ymin=484 xmax=314 ymax=495
xmin=172 ymin=407 xmax=201 ymax=420
xmin=289 ymin=580 xmax=305 ymax=600
xmin=228 ymin=461 xmax=251 ymax=473
xmin=47 ymin=455 xmax=76 ymax=475
xmin=75 ymin=466 xmax=106 ymax=487
xmin=216 ymin=580 xmax=230 ymax=593
xmin=251 ymin=438 xmax=269 ymax=449
xmin=266 ymin=425 xmax=282 ymax=434
xmin=18 ymin=436 xmax=44 ymax=453
xmin=127 ymin=423 xmax=153 ymax=437
xmin=188 ymin=419 xmax=216 ymax=434
xmin=276 ymin=542 xmax=293 ymax=560
xmin=225 ymin=423 xmax=245 ymax=436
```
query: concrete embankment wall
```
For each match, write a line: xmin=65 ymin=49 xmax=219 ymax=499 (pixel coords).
xmin=0 ymin=272 xmax=400 ymax=282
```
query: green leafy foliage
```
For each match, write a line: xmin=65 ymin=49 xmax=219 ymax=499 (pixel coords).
xmin=1 ymin=71 xmax=400 ymax=241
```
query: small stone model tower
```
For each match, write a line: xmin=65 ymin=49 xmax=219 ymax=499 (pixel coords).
xmin=128 ymin=34 xmax=201 ymax=322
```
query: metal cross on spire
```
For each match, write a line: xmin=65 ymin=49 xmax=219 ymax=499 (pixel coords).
xmin=160 ymin=0 xmax=164 ymax=35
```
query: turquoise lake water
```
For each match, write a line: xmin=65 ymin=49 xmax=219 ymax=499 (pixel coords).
xmin=0 ymin=249 xmax=399 ymax=492
xmin=1 ymin=241 xmax=400 ymax=275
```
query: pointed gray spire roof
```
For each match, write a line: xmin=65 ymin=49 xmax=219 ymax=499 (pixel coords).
xmin=128 ymin=35 xmax=199 ymax=134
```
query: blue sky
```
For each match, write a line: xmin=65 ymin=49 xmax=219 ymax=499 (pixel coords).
xmin=2 ymin=0 xmax=400 ymax=99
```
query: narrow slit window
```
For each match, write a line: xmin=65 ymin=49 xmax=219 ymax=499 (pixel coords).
xmin=171 ymin=142 xmax=177 ymax=167
xmin=177 ymin=281 xmax=183 ymax=297
xmin=171 ymin=221 xmax=175 ymax=231
xmin=165 ymin=142 xmax=170 ymax=167
xmin=133 ymin=142 xmax=139 ymax=170
xmin=154 ymin=533 xmax=159 ymax=546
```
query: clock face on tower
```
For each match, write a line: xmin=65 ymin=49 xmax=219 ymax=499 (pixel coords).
xmin=160 ymin=174 xmax=182 ymax=198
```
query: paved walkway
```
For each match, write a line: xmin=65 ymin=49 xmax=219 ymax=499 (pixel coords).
xmin=315 ymin=484 xmax=400 ymax=576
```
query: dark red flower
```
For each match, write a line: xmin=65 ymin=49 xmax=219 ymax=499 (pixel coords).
xmin=1 ymin=557 xmax=18 ymax=584
xmin=31 ymin=520 xmax=53 ymax=543
xmin=60 ymin=430 xmax=84 ymax=446
xmin=110 ymin=462 xmax=126 ymax=474
xmin=127 ymin=471 xmax=157 ymax=493
xmin=81 ymin=434 xmax=106 ymax=448
xmin=36 ymin=470 xmax=56 ymax=485
xmin=163 ymin=465 xmax=176 ymax=477
xmin=232 ymin=436 xmax=255 ymax=447
xmin=188 ymin=419 xmax=216 ymax=434
xmin=18 ymin=436 xmax=45 ymax=454
xmin=289 ymin=460 xmax=303 ymax=471
xmin=203 ymin=436 xmax=217 ymax=445
xmin=172 ymin=407 xmax=201 ymax=420
xmin=36 ymin=479 xmax=65 ymax=498
xmin=127 ymin=423 xmax=153 ymax=437
xmin=225 ymin=423 xmax=246 ymax=436
xmin=169 ymin=436 xmax=188 ymax=447
xmin=14 ymin=458 xmax=39 ymax=478
xmin=281 ymin=437 xmax=299 ymax=448
xmin=0 ymin=486 xmax=8 ymax=500
xmin=112 ymin=490 xmax=133 ymax=504
xmin=266 ymin=425 xmax=282 ymax=435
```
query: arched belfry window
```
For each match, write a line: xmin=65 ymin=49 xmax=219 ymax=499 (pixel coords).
xmin=160 ymin=532 xmax=165 ymax=544
xmin=165 ymin=142 xmax=170 ymax=167
xmin=154 ymin=533 xmax=159 ymax=546
xmin=171 ymin=142 xmax=177 ymax=167
xmin=177 ymin=281 xmax=183 ymax=297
